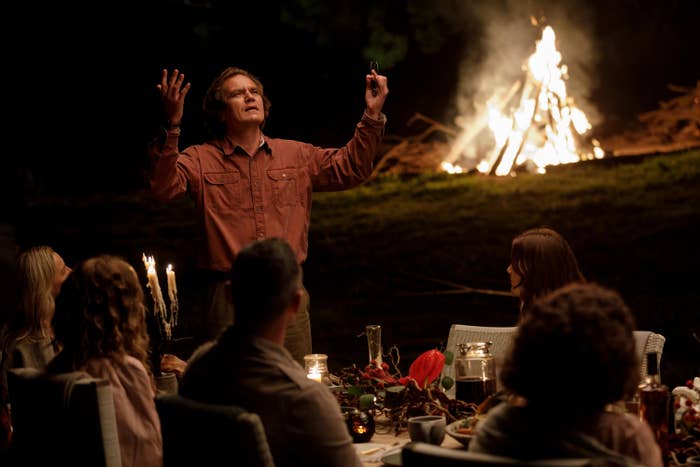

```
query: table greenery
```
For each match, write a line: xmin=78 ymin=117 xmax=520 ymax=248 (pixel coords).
xmin=332 ymin=346 xmax=480 ymax=434
xmin=669 ymin=377 xmax=700 ymax=465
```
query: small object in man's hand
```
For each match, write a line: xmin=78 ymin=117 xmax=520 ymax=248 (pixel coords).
xmin=369 ymin=60 xmax=379 ymax=97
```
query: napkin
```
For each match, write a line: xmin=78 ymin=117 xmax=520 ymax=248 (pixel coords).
xmin=354 ymin=440 xmax=406 ymax=463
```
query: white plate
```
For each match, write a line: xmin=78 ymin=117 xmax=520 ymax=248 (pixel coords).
xmin=445 ymin=418 xmax=476 ymax=447
xmin=379 ymin=447 xmax=402 ymax=466
xmin=354 ymin=442 xmax=385 ymax=456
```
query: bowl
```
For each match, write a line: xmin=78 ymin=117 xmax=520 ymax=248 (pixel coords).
xmin=445 ymin=417 xmax=478 ymax=447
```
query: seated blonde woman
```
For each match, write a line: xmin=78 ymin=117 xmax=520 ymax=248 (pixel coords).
xmin=1 ymin=245 xmax=71 ymax=372
xmin=1 ymin=245 xmax=70 ymax=451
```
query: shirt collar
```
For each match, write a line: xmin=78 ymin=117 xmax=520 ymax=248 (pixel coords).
xmin=215 ymin=134 xmax=269 ymax=157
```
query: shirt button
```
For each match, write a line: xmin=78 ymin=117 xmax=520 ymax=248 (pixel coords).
xmin=282 ymin=173 xmax=286 ymax=178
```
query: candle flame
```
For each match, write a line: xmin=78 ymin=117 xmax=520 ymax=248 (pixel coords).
xmin=306 ymin=367 xmax=322 ymax=383
xmin=141 ymin=253 xmax=177 ymax=340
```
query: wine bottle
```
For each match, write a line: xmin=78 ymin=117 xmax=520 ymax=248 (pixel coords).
xmin=638 ymin=352 xmax=669 ymax=461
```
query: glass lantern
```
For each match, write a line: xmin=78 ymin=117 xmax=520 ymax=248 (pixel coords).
xmin=453 ymin=341 xmax=497 ymax=405
xmin=304 ymin=353 xmax=330 ymax=385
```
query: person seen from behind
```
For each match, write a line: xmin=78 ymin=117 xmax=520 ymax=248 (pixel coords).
xmin=180 ymin=237 xmax=362 ymax=467
xmin=48 ymin=255 xmax=162 ymax=467
xmin=469 ymin=282 xmax=662 ymax=466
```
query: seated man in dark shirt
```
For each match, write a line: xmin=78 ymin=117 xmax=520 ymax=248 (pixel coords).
xmin=180 ymin=238 xmax=361 ymax=467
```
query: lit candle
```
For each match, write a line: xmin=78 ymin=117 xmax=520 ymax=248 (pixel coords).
xmin=307 ymin=367 xmax=323 ymax=383
xmin=303 ymin=354 xmax=328 ymax=384
xmin=166 ymin=264 xmax=179 ymax=327
xmin=166 ymin=264 xmax=177 ymax=299
xmin=142 ymin=254 xmax=160 ymax=302
xmin=142 ymin=253 xmax=171 ymax=339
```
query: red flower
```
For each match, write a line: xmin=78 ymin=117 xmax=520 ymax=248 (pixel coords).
xmin=408 ymin=349 xmax=446 ymax=389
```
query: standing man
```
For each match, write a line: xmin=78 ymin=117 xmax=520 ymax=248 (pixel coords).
xmin=148 ymin=66 xmax=388 ymax=364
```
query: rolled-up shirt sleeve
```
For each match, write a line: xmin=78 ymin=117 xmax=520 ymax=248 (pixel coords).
xmin=307 ymin=112 xmax=386 ymax=190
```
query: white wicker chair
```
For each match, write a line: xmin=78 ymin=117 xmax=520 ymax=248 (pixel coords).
xmin=441 ymin=324 xmax=517 ymax=398
xmin=441 ymin=327 xmax=663 ymax=397
xmin=633 ymin=330 xmax=666 ymax=382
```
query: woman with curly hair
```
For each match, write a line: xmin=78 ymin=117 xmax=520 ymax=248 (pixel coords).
xmin=469 ymin=283 xmax=662 ymax=466
xmin=507 ymin=227 xmax=585 ymax=317
xmin=47 ymin=255 xmax=162 ymax=467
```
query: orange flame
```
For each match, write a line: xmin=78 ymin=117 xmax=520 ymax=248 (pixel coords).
xmin=446 ymin=25 xmax=604 ymax=176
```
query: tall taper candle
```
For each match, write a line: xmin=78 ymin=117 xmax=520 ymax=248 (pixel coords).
xmin=166 ymin=264 xmax=179 ymax=327
xmin=142 ymin=253 xmax=171 ymax=339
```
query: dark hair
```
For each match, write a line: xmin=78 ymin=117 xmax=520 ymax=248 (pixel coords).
xmin=50 ymin=255 xmax=151 ymax=374
xmin=501 ymin=283 xmax=639 ymax=416
xmin=202 ymin=67 xmax=272 ymax=138
xmin=510 ymin=227 xmax=585 ymax=314
xmin=229 ymin=238 xmax=301 ymax=332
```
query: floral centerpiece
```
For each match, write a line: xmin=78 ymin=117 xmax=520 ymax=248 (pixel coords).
xmin=333 ymin=346 xmax=481 ymax=434
xmin=673 ymin=377 xmax=700 ymax=436
xmin=669 ymin=377 xmax=700 ymax=464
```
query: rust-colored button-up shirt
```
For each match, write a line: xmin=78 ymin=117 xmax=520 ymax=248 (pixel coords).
xmin=149 ymin=112 xmax=385 ymax=271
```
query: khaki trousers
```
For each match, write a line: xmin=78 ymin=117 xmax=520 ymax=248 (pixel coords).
xmin=200 ymin=280 xmax=311 ymax=366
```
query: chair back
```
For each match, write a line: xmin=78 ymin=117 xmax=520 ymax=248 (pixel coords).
xmin=6 ymin=367 xmax=121 ymax=467
xmin=441 ymin=324 xmax=517 ymax=398
xmin=633 ymin=331 xmax=665 ymax=381
xmin=155 ymin=393 xmax=275 ymax=467
xmin=401 ymin=441 xmax=594 ymax=466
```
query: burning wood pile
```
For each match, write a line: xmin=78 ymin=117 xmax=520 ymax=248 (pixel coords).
xmin=373 ymin=113 xmax=456 ymax=176
xmin=375 ymin=25 xmax=603 ymax=177
xmin=374 ymin=26 xmax=698 ymax=177
xmin=602 ymin=81 xmax=700 ymax=156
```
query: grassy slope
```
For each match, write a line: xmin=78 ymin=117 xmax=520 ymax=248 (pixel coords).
xmin=306 ymin=150 xmax=700 ymax=384
xmin=22 ymin=150 xmax=700 ymax=385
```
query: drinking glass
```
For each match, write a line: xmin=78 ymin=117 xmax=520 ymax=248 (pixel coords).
xmin=366 ymin=324 xmax=383 ymax=366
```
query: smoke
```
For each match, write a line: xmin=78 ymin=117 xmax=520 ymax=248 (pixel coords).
xmin=454 ymin=0 xmax=601 ymax=128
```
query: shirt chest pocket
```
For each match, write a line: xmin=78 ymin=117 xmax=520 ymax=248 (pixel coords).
xmin=203 ymin=171 xmax=241 ymax=212
xmin=267 ymin=168 xmax=298 ymax=207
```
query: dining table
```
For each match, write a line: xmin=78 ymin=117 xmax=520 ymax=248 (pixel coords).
xmin=352 ymin=412 xmax=694 ymax=466
xmin=353 ymin=415 xmax=464 ymax=466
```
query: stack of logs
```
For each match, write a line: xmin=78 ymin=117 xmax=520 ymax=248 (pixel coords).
xmin=604 ymin=81 xmax=700 ymax=156
xmin=373 ymin=113 xmax=457 ymax=176
xmin=374 ymin=81 xmax=700 ymax=176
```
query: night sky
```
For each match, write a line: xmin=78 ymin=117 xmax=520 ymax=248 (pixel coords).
xmin=7 ymin=0 xmax=699 ymax=196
